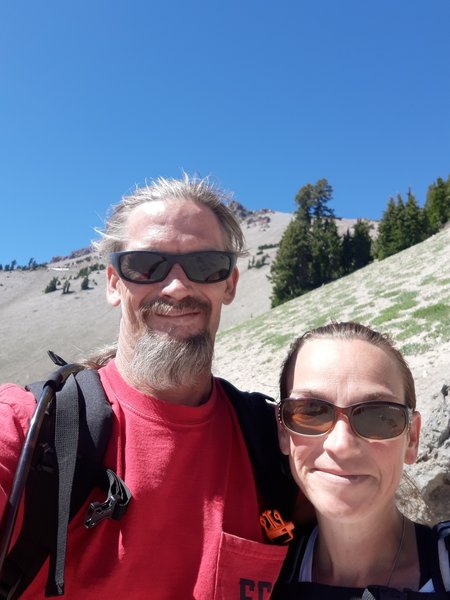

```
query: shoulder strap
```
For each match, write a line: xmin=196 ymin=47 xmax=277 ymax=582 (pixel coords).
xmin=218 ymin=378 xmax=298 ymax=521
xmin=0 ymin=368 xmax=131 ymax=599
xmin=436 ymin=521 xmax=450 ymax=591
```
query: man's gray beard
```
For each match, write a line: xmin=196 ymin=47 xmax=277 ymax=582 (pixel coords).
xmin=128 ymin=329 xmax=214 ymax=392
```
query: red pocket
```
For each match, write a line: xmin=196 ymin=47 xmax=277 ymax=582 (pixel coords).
xmin=214 ymin=531 xmax=288 ymax=600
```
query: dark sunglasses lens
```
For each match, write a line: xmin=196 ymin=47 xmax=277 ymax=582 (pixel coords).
xmin=283 ymin=399 xmax=334 ymax=435
xmin=119 ymin=253 xmax=168 ymax=282
xmin=183 ymin=253 xmax=232 ymax=282
xmin=116 ymin=252 xmax=233 ymax=283
xmin=351 ymin=404 xmax=407 ymax=439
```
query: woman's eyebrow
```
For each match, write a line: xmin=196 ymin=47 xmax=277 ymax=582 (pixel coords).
xmin=288 ymin=390 xmax=400 ymax=402
xmin=288 ymin=389 xmax=326 ymax=398
xmin=363 ymin=391 xmax=400 ymax=402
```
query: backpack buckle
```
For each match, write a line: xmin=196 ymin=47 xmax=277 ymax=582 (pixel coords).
xmin=84 ymin=494 xmax=121 ymax=529
xmin=84 ymin=469 xmax=132 ymax=529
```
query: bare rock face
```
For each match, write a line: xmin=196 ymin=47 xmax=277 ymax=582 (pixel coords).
xmin=410 ymin=387 xmax=450 ymax=523
xmin=228 ymin=200 xmax=255 ymax=220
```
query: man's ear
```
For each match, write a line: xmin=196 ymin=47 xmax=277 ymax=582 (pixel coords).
xmin=106 ymin=264 xmax=122 ymax=307
xmin=222 ymin=267 xmax=239 ymax=306
xmin=404 ymin=411 xmax=421 ymax=465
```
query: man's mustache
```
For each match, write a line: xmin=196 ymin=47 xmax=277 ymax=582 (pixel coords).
xmin=139 ymin=297 xmax=211 ymax=318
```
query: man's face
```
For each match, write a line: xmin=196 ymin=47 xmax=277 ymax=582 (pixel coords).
xmin=107 ymin=198 xmax=239 ymax=360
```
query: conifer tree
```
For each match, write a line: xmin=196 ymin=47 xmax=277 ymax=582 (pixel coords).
xmin=424 ymin=177 xmax=450 ymax=233
xmin=310 ymin=218 xmax=342 ymax=287
xmin=375 ymin=197 xmax=401 ymax=259
xmin=341 ymin=229 xmax=353 ymax=274
xmin=294 ymin=178 xmax=334 ymax=220
xmin=270 ymin=178 xmax=338 ymax=307
xmin=402 ymin=189 xmax=426 ymax=247
xmin=351 ymin=219 xmax=373 ymax=269
xmin=269 ymin=216 xmax=312 ymax=307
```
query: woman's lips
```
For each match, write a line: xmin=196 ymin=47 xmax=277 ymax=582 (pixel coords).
xmin=312 ymin=469 xmax=369 ymax=483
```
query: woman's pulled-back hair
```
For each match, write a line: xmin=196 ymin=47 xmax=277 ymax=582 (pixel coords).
xmin=279 ymin=321 xmax=416 ymax=410
xmin=93 ymin=174 xmax=246 ymax=259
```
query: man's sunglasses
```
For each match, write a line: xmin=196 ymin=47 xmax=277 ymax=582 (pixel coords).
xmin=109 ymin=250 xmax=237 ymax=284
xmin=278 ymin=397 xmax=413 ymax=440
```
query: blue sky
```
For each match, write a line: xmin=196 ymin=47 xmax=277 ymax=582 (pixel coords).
xmin=1 ymin=0 xmax=449 ymax=266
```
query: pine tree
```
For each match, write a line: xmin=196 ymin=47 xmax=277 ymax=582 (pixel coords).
xmin=395 ymin=194 xmax=408 ymax=251
xmin=270 ymin=178 xmax=338 ymax=307
xmin=269 ymin=216 xmax=312 ymax=307
xmin=341 ymin=229 xmax=353 ymax=274
xmin=351 ymin=219 xmax=373 ymax=269
xmin=294 ymin=178 xmax=335 ymax=220
xmin=310 ymin=218 xmax=342 ymax=287
xmin=375 ymin=197 xmax=401 ymax=259
xmin=402 ymin=189 xmax=426 ymax=248
xmin=424 ymin=177 xmax=450 ymax=233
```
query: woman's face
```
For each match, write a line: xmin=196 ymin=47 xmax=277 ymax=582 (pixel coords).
xmin=278 ymin=338 xmax=421 ymax=523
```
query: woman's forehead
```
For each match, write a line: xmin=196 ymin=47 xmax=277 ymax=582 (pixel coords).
xmin=290 ymin=338 xmax=404 ymax=399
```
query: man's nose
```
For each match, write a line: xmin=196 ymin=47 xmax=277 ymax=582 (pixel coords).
xmin=159 ymin=263 xmax=193 ymax=299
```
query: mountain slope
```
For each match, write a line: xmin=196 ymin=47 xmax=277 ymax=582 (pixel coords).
xmin=0 ymin=214 xmax=448 ymax=520
xmin=216 ymin=225 xmax=450 ymax=398
xmin=214 ymin=225 xmax=450 ymax=522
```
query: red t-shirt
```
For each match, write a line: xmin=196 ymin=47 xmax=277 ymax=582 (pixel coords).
xmin=0 ymin=361 xmax=287 ymax=599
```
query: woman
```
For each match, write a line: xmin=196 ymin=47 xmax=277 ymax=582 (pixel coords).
xmin=273 ymin=321 xmax=450 ymax=599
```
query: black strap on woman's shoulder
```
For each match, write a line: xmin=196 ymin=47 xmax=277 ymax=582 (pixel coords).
xmin=271 ymin=522 xmax=450 ymax=600
xmin=415 ymin=522 xmax=447 ymax=593
xmin=272 ymin=581 xmax=450 ymax=600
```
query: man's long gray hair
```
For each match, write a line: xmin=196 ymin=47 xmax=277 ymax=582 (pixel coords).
xmin=94 ymin=174 xmax=246 ymax=258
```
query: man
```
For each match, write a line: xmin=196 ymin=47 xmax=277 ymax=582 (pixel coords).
xmin=0 ymin=176 xmax=296 ymax=599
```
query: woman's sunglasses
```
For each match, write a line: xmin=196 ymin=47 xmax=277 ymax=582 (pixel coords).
xmin=109 ymin=250 xmax=236 ymax=284
xmin=278 ymin=397 xmax=413 ymax=440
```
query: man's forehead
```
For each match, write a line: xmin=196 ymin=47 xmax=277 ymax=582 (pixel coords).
xmin=125 ymin=198 xmax=227 ymax=249
xmin=128 ymin=197 xmax=212 ymax=220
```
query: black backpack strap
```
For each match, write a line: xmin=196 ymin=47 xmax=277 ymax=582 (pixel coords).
xmin=0 ymin=367 xmax=131 ymax=599
xmin=48 ymin=373 xmax=80 ymax=596
xmin=435 ymin=521 xmax=450 ymax=591
xmin=218 ymin=378 xmax=298 ymax=523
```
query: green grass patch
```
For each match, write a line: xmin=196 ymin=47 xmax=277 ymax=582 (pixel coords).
xmin=372 ymin=292 xmax=419 ymax=326
xmin=420 ymin=275 xmax=437 ymax=286
xmin=265 ymin=332 xmax=295 ymax=350
xmin=307 ymin=314 xmax=329 ymax=329
xmin=400 ymin=341 xmax=431 ymax=355
xmin=380 ymin=290 xmax=401 ymax=299
xmin=395 ymin=321 xmax=423 ymax=340
xmin=412 ymin=303 xmax=450 ymax=321
xmin=435 ymin=321 xmax=450 ymax=338
xmin=350 ymin=313 xmax=375 ymax=325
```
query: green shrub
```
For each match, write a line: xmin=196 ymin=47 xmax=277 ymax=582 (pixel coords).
xmin=44 ymin=277 xmax=59 ymax=293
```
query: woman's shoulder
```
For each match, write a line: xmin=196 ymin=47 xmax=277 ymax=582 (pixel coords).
xmin=272 ymin=521 xmax=450 ymax=599
xmin=272 ymin=581 xmax=450 ymax=599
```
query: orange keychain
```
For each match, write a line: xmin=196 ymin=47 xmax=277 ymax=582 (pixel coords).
xmin=260 ymin=509 xmax=295 ymax=544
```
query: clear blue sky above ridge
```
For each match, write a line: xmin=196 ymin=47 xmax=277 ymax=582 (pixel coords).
xmin=1 ymin=0 xmax=449 ymax=266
